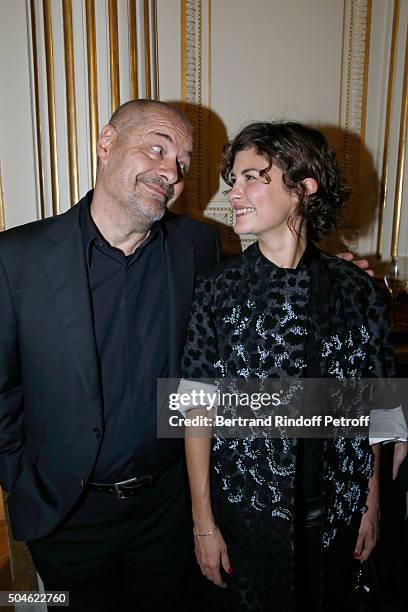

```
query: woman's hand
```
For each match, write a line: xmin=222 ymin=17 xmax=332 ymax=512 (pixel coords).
xmin=354 ymin=502 xmax=379 ymax=561
xmin=194 ymin=526 xmax=232 ymax=588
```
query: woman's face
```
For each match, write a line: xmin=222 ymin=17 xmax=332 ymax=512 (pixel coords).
xmin=227 ymin=148 xmax=300 ymax=238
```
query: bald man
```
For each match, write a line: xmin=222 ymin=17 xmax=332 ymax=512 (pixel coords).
xmin=0 ymin=100 xmax=220 ymax=611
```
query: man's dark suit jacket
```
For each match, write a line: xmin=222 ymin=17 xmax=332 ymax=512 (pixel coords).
xmin=0 ymin=193 xmax=220 ymax=541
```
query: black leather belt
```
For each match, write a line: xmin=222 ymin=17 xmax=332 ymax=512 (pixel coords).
xmin=88 ymin=475 xmax=155 ymax=499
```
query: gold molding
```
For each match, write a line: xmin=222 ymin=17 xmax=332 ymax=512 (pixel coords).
xmin=43 ymin=0 xmax=59 ymax=216
xmin=391 ymin=22 xmax=408 ymax=257
xmin=85 ymin=0 xmax=99 ymax=186
xmin=62 ymin=0 xmax=79 ymax=205
xmin=108 ymin=0 xmax=120 ymax=113
xmin=29 ymin=0 xmax=45 ymax=219
xmin=340 ymin=0 xmax=371 ymax=235
xmin=0 ymin=161 xmax=5 ymax=231
xmin=359 ymin=0 xmax=372 ymax=142
xmin=151 ymin=0 xmax=158 ymax=99
xmin=179 ymin=0 xmax=216 ymax=231
xmin=128 ymin=0 xmax=138 ymax=99
xmin=377 ymin=0 xmax=400 ymax=256
xmin=343 ymin=0 xmax=371 ymax=136
xmin=180 ymin=1 xmax=186 ymax=101
xmin=181 ymin=0 xmax=206 ymax=215
xmin=338 ymin=0 xmax=347 ymax=126
xmin=206 ymin=204 xmax=234 ymax=227
xmin=143 ymin=0 xmax=151 ymax=98
xmin=197 ymin=1 xmax=203 ymax=109
xmin=207 ymin=0 xmax=211 ymax=108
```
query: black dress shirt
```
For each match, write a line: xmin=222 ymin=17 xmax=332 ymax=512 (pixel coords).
xmin=80 ymin=200 xmax=171 ymax=483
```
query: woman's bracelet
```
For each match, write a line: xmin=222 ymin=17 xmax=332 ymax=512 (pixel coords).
xmin=193 ymin=524 xmax=219 ymax=539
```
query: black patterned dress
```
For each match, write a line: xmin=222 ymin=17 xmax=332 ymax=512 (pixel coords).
xmin=182 ymin=242 xmax=395 ymax=612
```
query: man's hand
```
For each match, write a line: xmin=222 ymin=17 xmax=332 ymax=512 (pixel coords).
xmin=392 ymin=441 xmax=408 ymax=480
xmin=337 ymin=252 xmax=374 ymax=277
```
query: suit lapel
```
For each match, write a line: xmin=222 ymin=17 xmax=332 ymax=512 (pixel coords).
xmin=42 ymin=202 xmax=102 ymax=405
xmin=165 ymin=221 xmax=195 ymax=377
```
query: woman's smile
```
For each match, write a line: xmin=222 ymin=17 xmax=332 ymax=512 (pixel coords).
xmin=234 ymin=206 xmax=255 ymax=217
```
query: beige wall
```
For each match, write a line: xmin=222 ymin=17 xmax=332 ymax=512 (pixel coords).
xmin=0 ymin=0 xmax=407 ymax=265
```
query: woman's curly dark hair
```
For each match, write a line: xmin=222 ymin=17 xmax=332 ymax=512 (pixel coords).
xmin=221 ymin=121 xmax=350 ymax=241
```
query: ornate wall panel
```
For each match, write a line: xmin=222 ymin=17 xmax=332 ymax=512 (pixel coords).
xmin=178 ymin=0 xmax=374 ymax=256
xmin=373 ymin=0 xmax=408 ymax=259
xmin=336 ymin=0 xmax=372 ymax=254
xmin=179 ymin=0 xmax=247 ymax=254
xmin=177 ymin=1 xmax=211 ymax=220
xmin=177 ymin=0 xmax=407 ymax=261
xmin=27 ymin=0 xmax=159 ymax=217
xmin=376 ymin=0 xmax=400 ymax=257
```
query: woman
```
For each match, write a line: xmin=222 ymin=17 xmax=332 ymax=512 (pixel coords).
xmin=181 ymin=122 xmax=396 ymax=611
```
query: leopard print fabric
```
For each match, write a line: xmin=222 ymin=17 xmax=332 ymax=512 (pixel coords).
xmin=182 ymin=242 xmax=395 ymax=611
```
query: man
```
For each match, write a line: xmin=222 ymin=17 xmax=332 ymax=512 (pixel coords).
xmin=0 ymin=100 xmax=220 ymax=611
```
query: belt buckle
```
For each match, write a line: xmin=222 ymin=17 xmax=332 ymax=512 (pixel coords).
xmin=114 ymin=475 xmax=152 ymax=499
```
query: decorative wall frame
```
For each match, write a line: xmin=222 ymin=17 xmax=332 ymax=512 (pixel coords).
xmin=376 ymin=0 xmax=400 ymax=256
xmin=28 ymin=0 xmax=159 ymax=218
xmin=390 ymin=20 xmax=408 ymax=257
xmin=179 ymin=0 xmax=209 ymax=218
xmin=339 ymin=0 xmax=372 ymax=243
xmin=180 ymin=0 xmax=374 ymax=256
